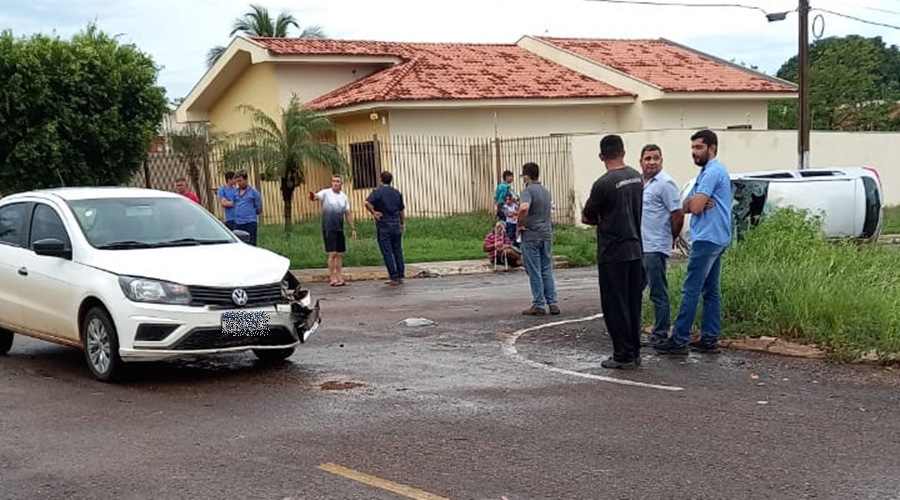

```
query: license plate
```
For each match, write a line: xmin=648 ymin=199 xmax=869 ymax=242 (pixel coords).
xmin=221 ymin=310 xmax=270 ymax=336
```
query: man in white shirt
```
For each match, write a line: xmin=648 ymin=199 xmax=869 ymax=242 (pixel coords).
xmin=309 ymin=175 xmax=356 ymax=286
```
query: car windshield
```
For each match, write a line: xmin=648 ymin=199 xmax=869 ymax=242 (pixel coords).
xmin=66 ymin=197 xmax=237 ymax=249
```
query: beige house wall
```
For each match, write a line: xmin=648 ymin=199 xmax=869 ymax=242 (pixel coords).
xmin=639 ymin=100 xmax=769 ymax=132
xmin=388 ymin=106 xmax=622 ymax=137
xmin=275 ymin=63 xmax=385 ymax=108
xmin=207 ymin=62 xmax=281 ymax=135
xmin=571 ymin=129 xmax=900 ymax=223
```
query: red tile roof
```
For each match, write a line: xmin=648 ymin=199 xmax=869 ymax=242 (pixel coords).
xmin=537 ymin=37 xmax=796 ymax=93
xmin=249 ymin=38 xmax=634 ymax=110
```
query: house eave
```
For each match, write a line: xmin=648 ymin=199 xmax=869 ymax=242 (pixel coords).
xmin=315 ymin=96 xmax=636 ymax=116
xmin=644 ymin=91 xmax=798 ymax=101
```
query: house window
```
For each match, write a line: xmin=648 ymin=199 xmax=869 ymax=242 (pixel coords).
xmin=350 ymin=141 xmax=378 ymax=189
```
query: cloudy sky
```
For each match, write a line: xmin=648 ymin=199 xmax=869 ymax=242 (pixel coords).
xmin=2 ymin=0 xmax=899 ymax=101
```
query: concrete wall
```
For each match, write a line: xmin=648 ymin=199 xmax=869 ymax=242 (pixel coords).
xmin=571 ymin=129 xmax=900 ymax=219
xmin=640 ymin=100 xmax=769 ymax=132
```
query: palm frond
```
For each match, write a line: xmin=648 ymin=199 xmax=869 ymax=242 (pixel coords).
xmin=299 ymin=25 xmax=326 ymax=39
xmin=274 ymin=13 xmax=300 ymax=37
xmin=206 ymin=45 xmax=226 ymax=68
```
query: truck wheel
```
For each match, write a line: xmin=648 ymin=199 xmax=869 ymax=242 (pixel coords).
xmin=0 ymin=329 xmax=13 ymax=355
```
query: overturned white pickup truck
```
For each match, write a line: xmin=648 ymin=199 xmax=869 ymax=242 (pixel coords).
xmin=678 ymin=166 xmax=884 ymax=254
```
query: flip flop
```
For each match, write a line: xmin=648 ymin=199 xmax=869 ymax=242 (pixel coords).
xmin=333 ymin=280 xmax=347 ymax=287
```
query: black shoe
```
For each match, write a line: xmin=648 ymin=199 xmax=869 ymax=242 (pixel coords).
xmin=689 ymin=339 xmax=721 ymax=354
xmin=641 ymin=333 xmax=668 ymax=348
xmin=601 ymin=358 xmax=638 ymax=370
xmin=654 ymin=339 xmax=689 ymax=355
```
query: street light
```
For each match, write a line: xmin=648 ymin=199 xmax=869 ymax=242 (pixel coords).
xmin=767 ymin=0 xmax=811 ymax=170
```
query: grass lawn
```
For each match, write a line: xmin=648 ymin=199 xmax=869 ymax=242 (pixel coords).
xmin=258 ymin=212 xmax=598 ymax=269
xmin=884 ymin=205 xmax=900 ymax=234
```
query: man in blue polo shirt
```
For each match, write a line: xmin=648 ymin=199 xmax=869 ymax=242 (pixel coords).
xmin=217 ymin=171 xmax=238 ymax=229
xmin=232 ymin=170 xmax=263 ymax=246
xmin=655 ymin=129 xmax=732 ymax=356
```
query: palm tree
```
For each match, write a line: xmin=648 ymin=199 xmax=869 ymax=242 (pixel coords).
xmin=206 ymin=4 xmax=326 ymax=68
xmin=223 ymin=93 xmax=349 ymax=233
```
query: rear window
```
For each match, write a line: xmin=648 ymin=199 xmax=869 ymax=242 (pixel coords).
xmin=861 ymin=177 xmax=882 ymax=239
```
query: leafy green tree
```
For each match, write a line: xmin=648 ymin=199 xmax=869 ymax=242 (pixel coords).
xmin=0 ymin=23 xmax=167 ymax=192
xmin=223 ymin=94 xmax=348 ymax=233
xmin=768 ymin=35 xmax=900 ymax=130
xmin=206 ymin=4 xmax=326 ymax=68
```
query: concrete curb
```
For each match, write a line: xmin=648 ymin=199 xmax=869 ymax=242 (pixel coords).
xmin=719 ymin=337 xmax=826 ymax=360
xmin=292 ymin=257 xmax=572 ymax=283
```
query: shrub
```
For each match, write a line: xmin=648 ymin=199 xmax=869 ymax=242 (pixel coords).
xmin=654 ymin=208 xmax=900 ymax=362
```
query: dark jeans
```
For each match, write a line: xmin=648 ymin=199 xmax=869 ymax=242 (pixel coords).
xmin=672 ymin=241 xmax=728 ymax=345
xmin=234 ymin=222 xmax=258 ymax=246
xmin=521 ymin=239 xmax=558 ymax=308
xmin=505 ymin=222 xmax=517 ymax=244
xmin=598 ymin=259 xmax=644 ymax=363
xmin=225 ymin=220 xmax=236 ymax=230
xmin=377 ymin=225 xmax=405 ymax=281
xmin=643 ymin=252 xmax=671 ymax=341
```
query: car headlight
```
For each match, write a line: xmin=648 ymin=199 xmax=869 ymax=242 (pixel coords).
xmin=118 ymin=276 xmax=192 ymax=305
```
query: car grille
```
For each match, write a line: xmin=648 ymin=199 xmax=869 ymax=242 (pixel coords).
xmin=170 ymin=326 xmax=296 ymax=351
xmin=188 ymin=282 xmax=283 ymax=308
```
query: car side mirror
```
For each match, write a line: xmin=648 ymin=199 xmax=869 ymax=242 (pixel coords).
xmin=232 ymin=229 xmax=251 ymax=243
xmin=33 ymin=238 xmax=72 ymax=259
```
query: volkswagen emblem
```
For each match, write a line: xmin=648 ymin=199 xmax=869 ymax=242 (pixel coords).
xmin=231 ymin=288 xmax=248 ymax=306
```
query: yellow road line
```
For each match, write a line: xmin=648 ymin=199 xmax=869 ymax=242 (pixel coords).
xmin=318 ymin=462 xmax=450 ymax=500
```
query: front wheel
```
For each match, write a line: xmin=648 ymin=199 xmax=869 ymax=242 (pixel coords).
xmin=0 ymin=328 xmax=13 ymax=355
xmin=253 ymin=347 xmax=295 ymax=363
xmin=81 ymin=307 xmax=126 ymax=383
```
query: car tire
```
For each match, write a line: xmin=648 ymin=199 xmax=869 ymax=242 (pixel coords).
xmin=252 ymin=347 xmax=295 ymax=363
xmin=81 ymin=307 xmax=126 ymax=383
xmin=0 ymin=328 xmax=13 ymax=355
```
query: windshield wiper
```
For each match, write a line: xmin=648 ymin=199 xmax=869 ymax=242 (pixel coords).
xmin=155 ymin=238 xmax=233 ymax=247
xmin=97 ymin=240 xmax=156 ymax=250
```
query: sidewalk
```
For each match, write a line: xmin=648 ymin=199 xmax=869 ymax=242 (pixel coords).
xmin=292 ymin=256 xmax=571 ymax=283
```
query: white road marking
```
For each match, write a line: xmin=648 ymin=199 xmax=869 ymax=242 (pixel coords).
xmin=501 ymin=313 xmax=685 ymax=392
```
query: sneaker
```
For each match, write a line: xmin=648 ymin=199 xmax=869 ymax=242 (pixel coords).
xmin=522 ymin=306 xmax=547 ymax=316
xmin=689 ymin=339 xmax=721 ymax=354
xmin=548 ymin=304 xmax=560 ymax=315
xmin=654 ymin=339 xmax=689 ymax=355
xmin=601 ymin=358 xmax=638 ymax=370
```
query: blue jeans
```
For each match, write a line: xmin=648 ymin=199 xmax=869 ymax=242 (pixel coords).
xmin=377 ymin=225 xmax=405 ymax=281
xmin=521 ymin=239 xmax=558 ymax=308
xmin=672 ymin=241 xmax=727 ymax=345
xmin=234 ymin=222 xmax=258 ymax=246
xmin=643 ymin=252 xmax=670 ymax=341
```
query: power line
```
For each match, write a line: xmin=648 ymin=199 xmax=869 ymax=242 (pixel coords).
xmin=581 ymin=0 xmax=769 ymax=13
xmin=581 ymin=0 xmax=900 ymax=31
xmin=814 ymin=8 xmax=900 ymax=30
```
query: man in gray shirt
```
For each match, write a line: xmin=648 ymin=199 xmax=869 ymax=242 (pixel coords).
xmin=517 ymin=162 xmax=559 ymax=316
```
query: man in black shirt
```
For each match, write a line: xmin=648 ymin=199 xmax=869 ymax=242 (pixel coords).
xmin=365 ymin=171 xmax=406 ymax=286
xmin=581 ymin=134 xmax=645 ymax=369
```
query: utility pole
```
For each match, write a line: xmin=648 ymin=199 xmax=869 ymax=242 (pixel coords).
xmin=798 ymin=0 xmax=811 ymax=170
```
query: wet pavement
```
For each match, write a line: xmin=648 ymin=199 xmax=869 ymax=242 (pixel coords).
xmin=2 ymin=268 xmax=900 ymax=499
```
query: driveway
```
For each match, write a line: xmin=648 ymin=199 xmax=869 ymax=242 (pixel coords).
xmin=1 ymin=268 xmax=899 ymax=499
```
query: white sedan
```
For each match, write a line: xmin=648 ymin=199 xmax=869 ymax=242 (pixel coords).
xmin=0 ymin=187 xmax=321 ymax=382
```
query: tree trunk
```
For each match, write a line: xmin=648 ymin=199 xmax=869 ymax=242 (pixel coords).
xmin=281 ymin=169 xmax=299 ymax=234
xmin=283 ymin=196 xmax=293 ymax=233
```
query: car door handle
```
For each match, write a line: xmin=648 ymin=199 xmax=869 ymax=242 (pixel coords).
xmin=17 ymin=267 xmax=27 ymax=276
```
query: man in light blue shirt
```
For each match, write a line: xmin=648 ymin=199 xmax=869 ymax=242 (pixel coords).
xmin=655 ymin=129 xmax=732 ymax=356
xmin=232 ymin=170 xmax=263 ymax=246
xmin=638 ymin=144 xmax=684 ymax=347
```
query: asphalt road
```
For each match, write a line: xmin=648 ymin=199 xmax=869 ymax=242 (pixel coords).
xmin=2 ymin=268 xmax=900 ymax=500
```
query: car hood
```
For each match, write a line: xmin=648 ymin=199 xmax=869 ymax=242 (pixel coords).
xmin=81 ymin=243 xmax=291 ymax=287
